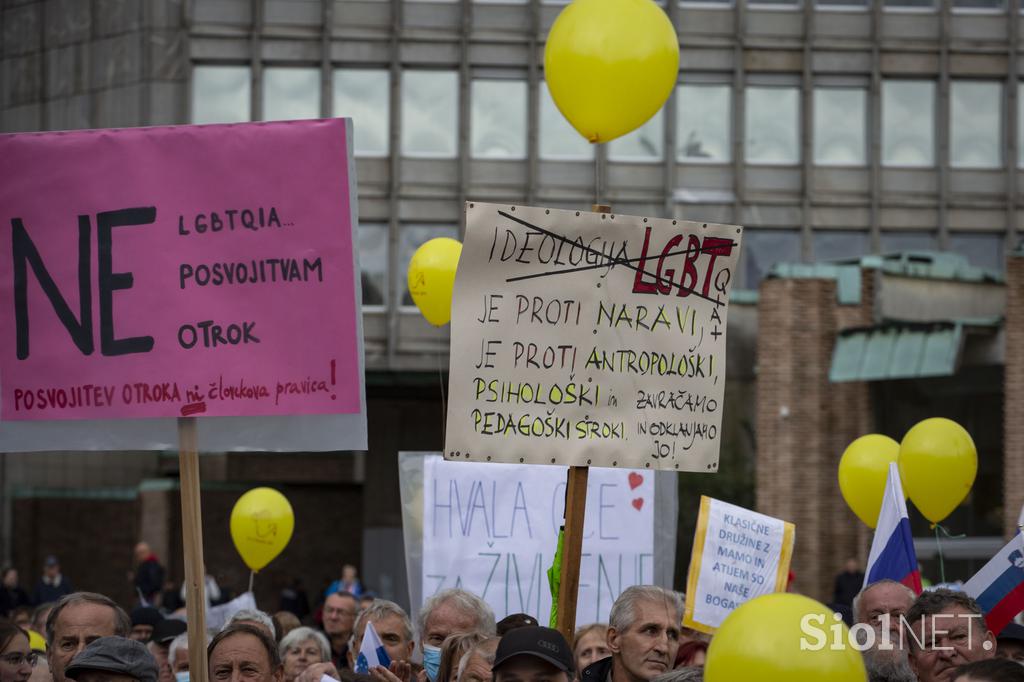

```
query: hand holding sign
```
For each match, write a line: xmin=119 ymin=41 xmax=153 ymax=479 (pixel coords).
xmin=230 ymin=487 xmax=294 ymax=571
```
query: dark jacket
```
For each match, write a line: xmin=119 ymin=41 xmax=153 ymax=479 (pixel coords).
xmin=33 ymin=575 xmax=73 ymax=604
xmin=580 ymin=655 xmax=613 ymax=682
xmin=0 ymin=585 xmax=32 ymax=617
xmin=134 ymin=557 xmax=165 ymax=602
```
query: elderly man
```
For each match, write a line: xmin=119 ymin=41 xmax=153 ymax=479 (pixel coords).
xmin=208 ymin=623 xmax=283 ymax=682
xmin=169 ymin=631 xmax=211 ymax=682
xmin=417 ymin=589 xmax=496 ymax=682
xmin=852 ymin=579 xmax=917 ymax=682
xmin=491 ymin=626 xmax=573 ymax=682
xmin=46 ymin=592 xmax=132 ymax=682
xmin=906 ymin=588 xmax=996 ymax=682
xmin=456 ymin=638 xmax=500 ymax=682
xmin=579 ymin=586 xmax=682 ymax=682
xmin=64 ymin=636 xmax=159 ymax=682
xmin=348 ymin=600 xmax=416 ymax=670
xmin=323 ymin=592 xmax=359 ymax=670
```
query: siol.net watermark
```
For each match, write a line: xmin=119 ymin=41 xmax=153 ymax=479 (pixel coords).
xmin=800 ymin=612 xmax=994 ymax=652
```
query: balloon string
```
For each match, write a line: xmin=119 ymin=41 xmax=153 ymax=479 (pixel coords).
xmin=437 ymin=347 xmax=447 ymax=444
xmin=934 ymin=525 xmax=946 ymax=584
xmin=248 ymin=571 xmax=255 ymax=595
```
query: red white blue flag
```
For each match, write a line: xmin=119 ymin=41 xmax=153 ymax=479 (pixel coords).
xmin=864 ymin=463 xmax=923 ymax=594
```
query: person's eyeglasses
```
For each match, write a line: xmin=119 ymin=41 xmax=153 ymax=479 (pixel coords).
xmin=1 ymin=652 xmax=39 ymax=667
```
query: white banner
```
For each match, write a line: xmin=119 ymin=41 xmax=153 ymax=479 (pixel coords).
xmin=444 ymin=202 xmax=742 ymax=471
xmin=415 ymin=454 xmax=665 ymax=624
xmin=683 ymin=496 xmax=795 ymax=633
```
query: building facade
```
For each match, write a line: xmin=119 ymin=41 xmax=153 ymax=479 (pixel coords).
xmin=1 ymin=0 xmax=1021 ymax=606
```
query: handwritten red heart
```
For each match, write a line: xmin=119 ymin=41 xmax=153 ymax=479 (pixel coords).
xmin=632 ymin=498 xmax=644 ymax=511
xmin=628 ymin=472 xmax=643 ymax=490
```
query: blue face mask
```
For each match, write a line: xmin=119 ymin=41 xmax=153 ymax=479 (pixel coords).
xmin=421 ymin=644 xmax=441 ymax=682
xmin=175 ymin=672 xmax=190 ymax=682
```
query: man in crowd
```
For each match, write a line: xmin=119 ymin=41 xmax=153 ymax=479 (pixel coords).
xmin=349 ymin=599 xmax=416 ymax=669
xmin=169 ymin=630 xmax=210 ymax=681
xmin=45 ymin=592 xmax=132 ymax=682
xmin=208 ymin=623 xmax=283 ymax=682
xmin=579 ymin=586 xmax=682 ymax=682
xmin=64 ymin=636 xmax=158 ymax=682
xmin=492 ymin=627 xmax=573 ymax=682
xmin=834 ymin=559 xmax=866 ymax=610
xmin=227 ymin=609 xmax=277 ymax=640
xmin=322 ymin=592 xmax=359 ymax=670
xmin=417 ymin=589 xmax=496 ymax=682
xmin=129 ymin=608 xmax=163 ymax=643
xmin=35 ymin=557 xmax=74 ymax=605
xmin=132 ymin=543 xmax=166 ymax=607
xmin=906 ymin=588 xmax=996 ymax=682
xmin=456 ymin=638 xmax=500 ymax=682
xmin=995 ymin=623 xmax=1024 ymax=662
xmin=852 ymin=579 xmax=917 ymax=682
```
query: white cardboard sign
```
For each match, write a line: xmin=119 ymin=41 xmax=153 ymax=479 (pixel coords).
xmin=444 ymin=202 xmax=742 ymax=471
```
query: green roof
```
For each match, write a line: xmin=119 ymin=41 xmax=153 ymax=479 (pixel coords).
xmin=766 ymin=263 xmax=863 ymax=304
xmin=829 ymin=318 xmax=1002 ymax=383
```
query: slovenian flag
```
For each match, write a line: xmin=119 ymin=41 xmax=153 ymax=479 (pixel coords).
xmin=355 ymin=621 xmax=391 ymax=674
xmin=964 ymin=531 xmax=1024 ymax=635
xmin=864 ymin=463 xmax=923 ymax=594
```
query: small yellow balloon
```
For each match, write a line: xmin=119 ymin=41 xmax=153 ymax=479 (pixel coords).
xmin=408 ymin=237 xmax=463 ymax=327
xmin=838 ymin=434 xmax=902 ymax=528
xmin=230 ymin=487 xmax=295 ymax=572
xmin=544 ymin=0 xmax=679 ymax=144
xmin=705 ymin=594 xmax=867 ymax=682
xmin=899 ymin=417 xmax=977 ymax=525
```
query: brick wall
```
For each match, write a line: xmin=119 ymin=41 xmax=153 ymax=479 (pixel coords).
xmin=756 ymin=272 xmax=874 ymax=602
xmin=1005 ymin=255 xmax=1024 ymax=539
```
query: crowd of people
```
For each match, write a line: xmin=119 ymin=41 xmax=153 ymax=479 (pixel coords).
xmin=2 ymin=552 xmax=1024 ymax=682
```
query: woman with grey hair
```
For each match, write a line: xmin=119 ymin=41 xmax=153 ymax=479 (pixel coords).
xmin=279 ymin=627 xmax=331 ymax=682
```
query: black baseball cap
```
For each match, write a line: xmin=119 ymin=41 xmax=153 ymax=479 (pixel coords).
xmin=65 ymin=636 xmax=159 ymax=682
xmin=497 ymin=613 xmax=539 ymax=636
xmin=493 ymin=626 xmax=574 ymax=673
xmin=131 ymin=607 xmax=163 ymax=628
xmin=152 ymin=618 xmax=187 ymax=645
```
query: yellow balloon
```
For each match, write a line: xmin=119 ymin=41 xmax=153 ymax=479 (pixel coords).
xmin=544 ymin=0 xmax=679 ymax=144
xmin=705 ymin=594 xmax=867 ymax=682
xmin=408 ymin=237 xmax=463 ymax=327
xmin=838 ymin=434 xmax=901 ymax=528
xmin=899 ymin=417 xmax=977 ymax=524
xmin=230 ymin=487 xmax=295 ymax=572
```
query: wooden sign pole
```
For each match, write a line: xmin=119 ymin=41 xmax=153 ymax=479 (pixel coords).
xmin=554 ymin=204 xmax=611 ymax=643
xmin=177 ymin=417 xmax=210 ymax=682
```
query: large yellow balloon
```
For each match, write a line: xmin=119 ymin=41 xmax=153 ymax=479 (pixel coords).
xmin=705 ymin=594 xmax=867 ymax=682
xmin=408 ymin=237 xmax=463 ymax=327
xmin=230 ymin=487 xmax=295 ymax=572
xmin=544 ymin=0 xmax=679 ymax=144
xmin=899 ymin=417 xmax=977 ymax=524
xmin=838 ymin=434 xmax=901 ymax=528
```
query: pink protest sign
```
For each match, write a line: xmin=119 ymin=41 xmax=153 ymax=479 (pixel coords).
xmin=0 ymin=119 xmax=364 ymax=421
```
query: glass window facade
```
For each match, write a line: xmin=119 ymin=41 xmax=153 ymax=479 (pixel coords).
xmin=334 ymin=69 xmax=390 ymax=157
xmin=607 ymin=109 xmax=664 ymax=162
xmin=263 ymin=67 xmax=320 ymax=121
xmin=677 ymin=84 xmax=732 ymax=163
xmin=745 ymin=87 xmax=800 ymax=165
xmin=813 ymin=88 xmax=867 ymax=166
xmin=192 ymin=66 xmax=251 ymax=124
xmin=401 ymin=70 xmax=458 ymax=158
xmin=471 ymin=79 xmax=527 ymax=160
xmin=950 ymin=81 xmax=1002 ymax=169
xmin=882 ymin=80 xmax=935 ymax=167
xmin=359 ymin=223 xmax=388 ymax=307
